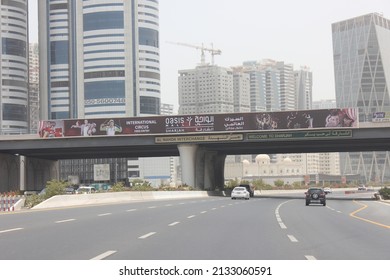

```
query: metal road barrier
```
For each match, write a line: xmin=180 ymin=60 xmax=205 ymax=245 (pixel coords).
xmin=0 ymin=193 xmax=21 ymax=212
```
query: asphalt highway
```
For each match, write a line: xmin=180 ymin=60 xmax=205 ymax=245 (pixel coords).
xmin=0 ymin=193 xmax=389 ymax=260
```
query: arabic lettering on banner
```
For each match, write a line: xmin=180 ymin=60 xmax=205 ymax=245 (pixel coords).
xmin=164 ymin=115 xmax=215 ymax=133
xmin=247 ymin=130 xmax=353 ymax=140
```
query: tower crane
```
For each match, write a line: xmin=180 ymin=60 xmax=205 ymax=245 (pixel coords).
xmin=166 ymin=41 xmax=222 ymax=65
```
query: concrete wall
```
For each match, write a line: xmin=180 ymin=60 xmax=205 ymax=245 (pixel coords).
xmin=32 ymin=191 xmax=224 ymax=210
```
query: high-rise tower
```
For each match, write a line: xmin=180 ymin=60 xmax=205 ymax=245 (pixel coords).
xmin=332 ymin=13 xmax=390 ymax=182
xmin=0 ymin=0 xmax=29 ymax=134
xmin=39 ymin=0 xmax=160 ymax=120
xmin=38 ymin=0 xmax=160 ymax=185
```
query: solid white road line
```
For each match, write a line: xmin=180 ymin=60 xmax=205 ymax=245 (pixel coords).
xmin=0 ymin=228 xmax=23 ymax=234
xmin=55 ymin=219 xmax=76 ymax=224
xmin=305 ymin=255 xmax=317 ymax=260
xmin=91 ymin=250 xmax=117 ymax=260
xmin=138 ymin=232 xmax=156 ymax=239
xmin=169 ymin=222 xmax=180 ymax=226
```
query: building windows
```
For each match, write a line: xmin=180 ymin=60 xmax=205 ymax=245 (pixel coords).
xmin=140 ymin=96 xmax=160 ymax=115
xmin=50 ymin=41 xmax=69 ymax=65
xmin=2 ymin=103 xmax=27 ymax=121
xmin=139 ymin=27 xmax=159 ymax=47
xmin=2 ymin=38 xmax=26 ymax=57
xmin=85 ymin=80 xmax=125 ymax=100
xmin=83 ymin=11 xmax=124 ymax=31
xmin=84 ymin=70 xmax=125 ymax=80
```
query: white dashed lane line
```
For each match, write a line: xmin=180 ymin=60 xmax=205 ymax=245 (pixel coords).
xmin=98 ymin=213 xmax=112 ymax=217
xmin=126 ymin=209 xmax=137 ymax=212
xmin=55 ymin=219 xmax=76 ymax=224
xmin=168 ymin=222 xmax=180 ymax=226
xmin=138 ymin=232 xmax=156 ymax=239
xmin=305 ymin=255 xmax=317 ymax=260
xmin=200 ymin=211 xmax=207 ymax=214
xmin=187 ymin=215 xmax=196 ymax=219
xmin=0 ymin=228 xmax=23 ymax=234
xmin=287 ymin=235 xmax=298 ymax=242
xmin=91 ymin=250 xmax=117 ymax=260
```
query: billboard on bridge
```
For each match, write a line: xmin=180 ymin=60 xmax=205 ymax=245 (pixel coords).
xmin=38 ymin=108 xmax=358 ymax=138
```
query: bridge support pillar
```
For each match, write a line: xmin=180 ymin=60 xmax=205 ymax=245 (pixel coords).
xmin=0 ymin=154 xmax=20 ymax=193
xmin=178 ymin=144 xmax=198 ymax=188
xmin=25 ymin=157 xmax=59 ymax=190
xmin=202 ymin=151 xmax=226 ymax=191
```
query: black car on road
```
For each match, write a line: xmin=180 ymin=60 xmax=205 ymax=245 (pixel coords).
xmin=239 ymin=184 xmax=254 ymax=197
xmin=305 ymin=187 xmax=326 ymax=206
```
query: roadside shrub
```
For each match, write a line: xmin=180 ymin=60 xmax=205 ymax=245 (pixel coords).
xmin=111 ymin=182 xmax=126 ymax=192
xmin=24 ymin=194 xmax=45 ymax=208
xmin=44 ymin=180 xmax=68 ymax=199
xmin=378 ymin=187 xmax=390 ymax=200
xmin=131 ymin=185 xmax=155 ymax=191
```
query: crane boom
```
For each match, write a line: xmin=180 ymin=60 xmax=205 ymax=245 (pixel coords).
xmin=166 ymin=41 xmax=222 ymax=65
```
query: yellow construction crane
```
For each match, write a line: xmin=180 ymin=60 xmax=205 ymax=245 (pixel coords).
xmin=167 ymin=41 xmax=222 ymax=65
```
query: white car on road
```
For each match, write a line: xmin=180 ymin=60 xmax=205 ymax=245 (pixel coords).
xmin=231 ymin=187 xmax=250 ymax=200
xmin=324 ymin=187 xmax=332 ymax=194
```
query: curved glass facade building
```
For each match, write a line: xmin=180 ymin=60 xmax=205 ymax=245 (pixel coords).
xmin=0 ymin=0 xmax=29 ymax=134
xmin=38 ymin=0 xmax=161 ymax=185
xmin=39 ymin=0 xmax=160 ymax=120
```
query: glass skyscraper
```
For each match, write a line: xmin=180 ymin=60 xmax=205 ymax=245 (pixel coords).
xmin=38 ymin=0 xmax=160 ymax=184
xmin=332 ymin=13 xmax=390 ymax=182
xmin=0 ymin=0 xmax=29 ymax=135
xmin=39 ymin=0 xmax=160 ymax=119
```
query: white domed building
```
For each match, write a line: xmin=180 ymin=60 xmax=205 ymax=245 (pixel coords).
xmin=224 ymin=154 xmax=304 ymax=185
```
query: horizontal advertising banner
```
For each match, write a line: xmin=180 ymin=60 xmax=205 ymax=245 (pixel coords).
xmin=38 ymin=108 xmax=358 ymax=138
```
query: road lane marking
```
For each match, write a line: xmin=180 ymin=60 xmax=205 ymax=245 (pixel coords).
xmin=126 ymin=209 xmax=137 ymax=212
xmin=350 ymin=201 xmax=390 ymax=229
xmin=55 ymin=219 xmax=76 ymax=224
xmin=0 ymin=228 xmax=23 ymax=234
xmin=148 ymin=206 xmax=157 ymax=209
xmin=179 ymin=203 xmax=185 ymax=205
xmin=211 ymin=208 xmax=217 ymax=210
xmin=287 ymin=235 xmax=298 ymax=242
xmin=165 ymin=204 xmax=173 ymax=207
xmin=200 ymin=211 xmax=207 ymax=214
xmin=169 ymin=222 xmax=180 ymax=226
xmin=98 ymin=213 xmax=112 ymax=217
xmin=305 ymin=255 xmax=317 ymax=260
xmin=275 ymin=200 xmax=293 ymax=229
xmin=187 ymin=215 xmax=196 ymax=219
xmin=139 ymin=232 xmax=156 ymax=239
xmin=91 ymin=250 xmax=117 ymax=260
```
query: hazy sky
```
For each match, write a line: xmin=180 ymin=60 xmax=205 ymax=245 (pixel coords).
xmin=28 ymin=0 xmax=390 ymax=111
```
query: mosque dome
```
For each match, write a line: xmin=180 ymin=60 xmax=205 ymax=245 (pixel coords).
xmin=283 ymin=157 xmax=292 ymax=163
xmin=255 ymin=154 xmax=270 ymax=163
